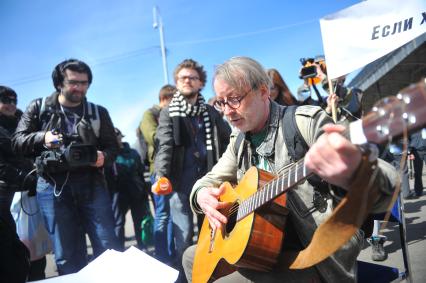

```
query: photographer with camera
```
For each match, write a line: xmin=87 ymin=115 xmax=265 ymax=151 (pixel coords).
xmin=296 ymin=56 xmax=328 ymax=107
xmin=12 ymin=59 xmax=120 ymax=275
xmin=297 ymin=56 xmax=363 ymax=122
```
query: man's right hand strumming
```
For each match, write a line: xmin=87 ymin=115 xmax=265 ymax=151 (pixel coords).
xmin=197 ymin=185 xmax=229 ymax=230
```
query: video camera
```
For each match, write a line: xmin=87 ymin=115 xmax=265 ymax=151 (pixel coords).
xmin=35 ymin=133 xmax=98 ymax=174
xmin=299 ymin=56 xmax=327 ymax=83
xmin=299 ymin=56 xmax=349 ymax=99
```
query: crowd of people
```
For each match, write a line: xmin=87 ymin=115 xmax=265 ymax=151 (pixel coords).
xmin=0 ymin=55 xmax=423 ymax=283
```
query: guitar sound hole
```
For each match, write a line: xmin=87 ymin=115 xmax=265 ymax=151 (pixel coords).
xmin=224 ymin=202 xmax=239 ymax=235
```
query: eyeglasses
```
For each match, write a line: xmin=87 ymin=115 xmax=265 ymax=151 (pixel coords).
xmin=0 ymin=96 xmax=17 ymax=105
xmin=213 ymin=89 xmax=251 ymax=111
xmin=177 ymin=75 xmax=200 ymax=82
xmin=64 ymin=80 xmax=89 ymax=88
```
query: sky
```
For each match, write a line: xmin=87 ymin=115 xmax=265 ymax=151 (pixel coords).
xmin=0 ymin=0 xmax=362 ymax=144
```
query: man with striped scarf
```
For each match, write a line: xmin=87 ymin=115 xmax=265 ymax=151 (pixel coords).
xmin=153 ymin=59 xmax=231 ymax=282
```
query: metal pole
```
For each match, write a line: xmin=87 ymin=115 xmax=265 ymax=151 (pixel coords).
xmin=153 ymin=6 xmax=169 ymax=84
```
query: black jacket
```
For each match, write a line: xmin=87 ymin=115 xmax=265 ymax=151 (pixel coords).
xmin=0 ymin=110 xmax=36 ymax=192
xmin=0 ymin=110 xmax=36 ymax=233
xmin=12 ymin=92 xmax=118 ymax=181
xmin=0 ymin=217 xmax=30 ymax=283
xmin=154 ymin=104 xmax=231 ymax=191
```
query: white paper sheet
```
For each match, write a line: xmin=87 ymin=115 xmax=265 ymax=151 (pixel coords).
xmin=35 ymin=247 xmax=179 ymax=283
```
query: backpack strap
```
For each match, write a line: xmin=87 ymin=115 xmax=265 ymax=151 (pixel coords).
xmin=233 ymin=132 xmax=245 ymax=155
xmin=85 ymin=101 xmax=100 ymax=138
xmin=149 ymin=106 xmax=161 ymax=123
xmin=282 ymin=105 xmax=309 ymax=162
xmin=233 ymin=131 xmax=246 ymax=169
xmin=37 ymin=97 xmax=59 ymax=129
xmin=283 ymin=106 xmax=334 ymax=200
xmin=39 ymin=97 xmax=46 ymax=114
xmin=38 ymin=97 xmax=47 ymax=123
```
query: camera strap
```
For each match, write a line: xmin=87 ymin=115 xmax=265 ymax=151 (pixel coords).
xmin=60 ymin=105 xmax=81 ymax=134
xmin=311 ymin=83 xmax=325 ymax=107
xmin=69 ymin=116 xmax=78 ymax=134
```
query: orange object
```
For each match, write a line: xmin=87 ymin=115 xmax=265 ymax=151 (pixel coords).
xmin=306 ymin=76 xmax=322 ymax=86
xmin=304 ymin=61 xmax=326 ymax=86
xmin=301 ymin=57 xmax=327 ymax=86
xmin=153 ymin=177 xmax=173 ymax=195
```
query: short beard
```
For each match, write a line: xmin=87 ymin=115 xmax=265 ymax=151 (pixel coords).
xmin=63 ymin=91 xmax=84 ymax=104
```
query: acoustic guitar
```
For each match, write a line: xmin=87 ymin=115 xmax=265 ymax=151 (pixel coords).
xmin=192 ymin=80 xmax=426 ymax=283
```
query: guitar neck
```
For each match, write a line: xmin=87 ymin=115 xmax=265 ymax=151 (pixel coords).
xmin=237 ymin=159 xmax=312 ymax=221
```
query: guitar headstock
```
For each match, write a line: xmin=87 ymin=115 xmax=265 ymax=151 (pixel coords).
xmin=351 ymin=79 xmax=426 ymax=145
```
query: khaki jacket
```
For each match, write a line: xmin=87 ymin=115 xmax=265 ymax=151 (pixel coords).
xmin=190 ymin=101 xmax=397 ymax=282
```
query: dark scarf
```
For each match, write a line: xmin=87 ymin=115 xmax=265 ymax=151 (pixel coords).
xmin=168 ymin=91 xmax=215 ymax=169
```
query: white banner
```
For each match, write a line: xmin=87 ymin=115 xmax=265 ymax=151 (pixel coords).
xmin=320 ymin=0 xmax=426 ymax=79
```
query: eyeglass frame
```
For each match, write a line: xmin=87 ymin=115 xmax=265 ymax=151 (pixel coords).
xmin=213 ymin=89 xmax=252 ymax=112
xmin=63 ymin=79 xmax=90 ymax=88
xmin=177 ymin=75 xmax=200 ymax=82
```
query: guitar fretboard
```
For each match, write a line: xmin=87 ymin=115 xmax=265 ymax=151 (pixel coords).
xmin=236 ymin=159 xmax=312 ymax=221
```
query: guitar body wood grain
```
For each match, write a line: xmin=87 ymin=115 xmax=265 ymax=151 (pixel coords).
xmin=193 ymin=167 xmax=289 ymax=283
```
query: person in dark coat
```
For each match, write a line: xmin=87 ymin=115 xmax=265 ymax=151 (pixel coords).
xmin=153 ymin=59 xmax=231 ymax=282
xmin=0 ymin=85 xmax=36 ymax=283
xmin=409 ymin=129 xmax=426 ymax=197
xmin=108 ymin=128 xmax=150 ymax=251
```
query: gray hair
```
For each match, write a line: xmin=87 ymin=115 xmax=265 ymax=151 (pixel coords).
xmin=213 ymin=56 xmax=272 ymax=93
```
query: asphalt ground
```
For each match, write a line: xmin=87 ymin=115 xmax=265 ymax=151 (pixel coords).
xmin=42 ymin=174 xmax=426 ymax=282
xmin=357 ymin=181 xmax=426 ymax=283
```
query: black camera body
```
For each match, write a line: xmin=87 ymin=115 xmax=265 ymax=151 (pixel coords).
xmin=35 ymin=133 xmax=97 ymax=175
xmin=299 ymin=56 xmax=326 ymax=80
xmin=299 ymin=58 xmax=317 ymax=79
xmin=300 ymin=65 xmax=317 ymax=79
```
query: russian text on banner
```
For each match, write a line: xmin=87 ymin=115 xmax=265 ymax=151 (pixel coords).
xmin=320 ymin=0 xmax=426 ymax=79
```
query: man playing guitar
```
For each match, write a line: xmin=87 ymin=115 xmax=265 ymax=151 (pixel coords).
xmin=183 ymin=56 xmax=398 ymax=283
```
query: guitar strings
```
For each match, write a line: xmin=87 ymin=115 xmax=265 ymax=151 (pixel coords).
xmin=225 ymin=159 xmax=307 ymax=219
xmin=227 ymin=159 xmax=307 ymax=218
